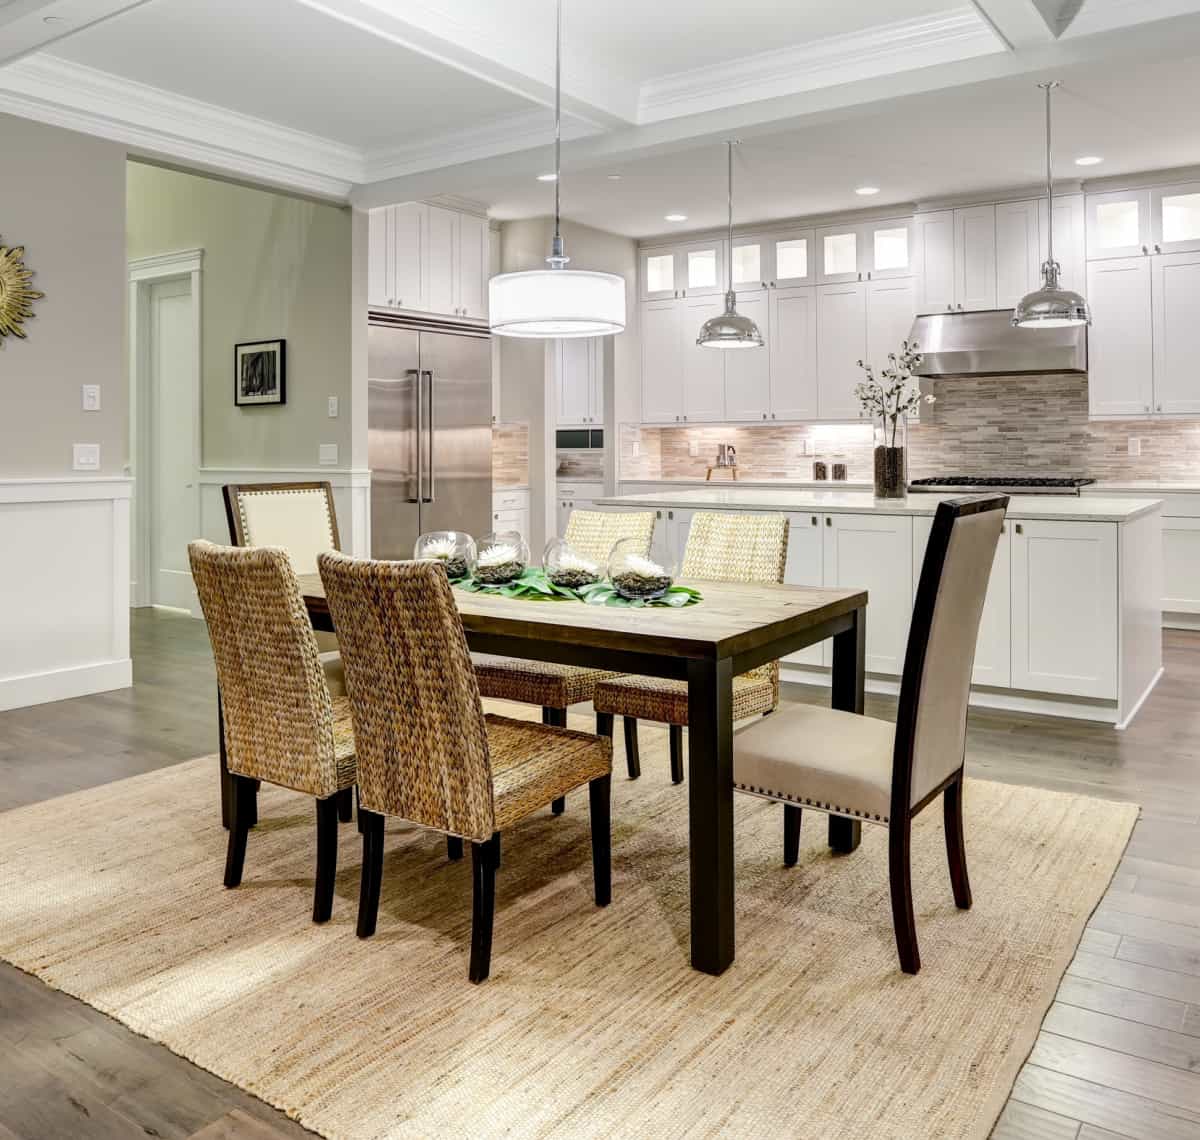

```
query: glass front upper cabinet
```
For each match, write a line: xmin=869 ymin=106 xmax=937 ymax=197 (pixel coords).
xmin=771 ymin=229 xmax=814 ymax=287
xmin=640 ymin=249 xmax=677 ymax=301
xmin=730 ymin=238 xmax=764 ymax=291
xmin=866 ymin=219 xmax=914 ymax=279
xmin=817 ymin=225 xmax=860 ymax=283
xmin=1087 ymin=190 xmax=1152 ymax=260
xmin=1153 ymin=183 xmax=1200 ymax=254
xmin=680 ymin=239 xmax=725 ymax=297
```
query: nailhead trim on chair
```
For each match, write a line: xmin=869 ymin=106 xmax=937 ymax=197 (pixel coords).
xmin=236 ymin=487 xmax=337 ymax=552
xmin=733 ymin=782 xmax=889 ymax=824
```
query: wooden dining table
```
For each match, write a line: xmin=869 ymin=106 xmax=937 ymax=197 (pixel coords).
xmin=218 ymin=575 xmax=867 ymax=976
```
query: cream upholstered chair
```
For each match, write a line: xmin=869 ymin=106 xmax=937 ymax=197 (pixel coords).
xmin=733 ymin=496 xmax=1008 ymax=974
xmin=318 ymin=551 xmax=613 ymax=984
xmin=188 ymin=541 xmax=357 ymax=924
xmin=593 ymin=512 xmax=789 ymax=783
xmin=472 ymin=509 xmax=655 ymax=814
xmin=222 ymin=481 xmax=345 ymax=692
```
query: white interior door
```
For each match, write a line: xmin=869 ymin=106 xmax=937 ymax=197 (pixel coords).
xmin=147 ymin=277 xmax=198 ymax=613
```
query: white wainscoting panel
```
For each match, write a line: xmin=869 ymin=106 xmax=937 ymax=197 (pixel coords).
xmin=0 ymin=478 xmax=132 ymax=711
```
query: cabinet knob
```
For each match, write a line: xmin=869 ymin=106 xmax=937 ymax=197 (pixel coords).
xmin=1142 ymin=245 xmax=1149 ymax=256
xmin=867 ymin=271 xmax=872 ymax=280
xmin=825 ymin=516 xmax=832 ymax=527
xmin=770 ymin=281 xmax=776 ymax=288
xmin=668 ymin=510 xmax=674 ymax=520
xmin=1145 ymin=404 xmax=1151 ymax=412
xmin=762 ymin=413 xmax=767 ymax=420
xmin=946 ymin=303 xmax=953 ymax=311
xmin=761 ymin=281 xmax=767 ymax=289
xmin=1158 ymin=404 xmax=1163 ymax=412
xmin=1015 ymin=523 xmax=1023 ymax=535
xmin=1155 ymin=243 xmax=1163 ymax=254
xmin=810 ymin=515 xmax=817 ymax=526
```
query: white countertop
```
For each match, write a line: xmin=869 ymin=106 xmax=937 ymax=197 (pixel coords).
xmin=1089 ymin=480 xmax=1200 ymax=493
xmin=619 ymin=477 xmax=873 ymax=490
xmin=597 ymin=487 xmax=1163 ymax=523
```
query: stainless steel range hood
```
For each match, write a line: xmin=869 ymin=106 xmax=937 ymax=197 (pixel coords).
xmin=910 ymin=310 xmax=1087 ymax=378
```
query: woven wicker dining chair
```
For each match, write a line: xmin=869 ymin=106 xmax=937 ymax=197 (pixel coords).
xmin=472 ymin=508 xmax=655 ymax=815
xmin=188 ymin=541 xmax=358 ymax=924
xmin=733 ymin=496 xmax=1008 ymax=973
xmin=593 ymin=511 xmax=789 ymax=783
xmin=318 ymin=551 xmax=614 ymax=984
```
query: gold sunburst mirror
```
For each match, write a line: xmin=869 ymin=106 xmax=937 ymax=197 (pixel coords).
xmin=0 ymin=237 xmax=45 ymax=340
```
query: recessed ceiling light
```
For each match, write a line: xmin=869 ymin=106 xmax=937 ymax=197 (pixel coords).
xmin=607 ymin=174 xmax=622 ymax=181
xmin=664 ymin=213 xmax=688 ymax=222
xmin=1074 ymin=155 xmax=1103 ymax=166
xmin=42 ymin=14 xmax=66 ymax=22
xmin=855 ymin=185 xmax=881 ymax=196
xmin=536 ymin=172 xmax=557 ymax=182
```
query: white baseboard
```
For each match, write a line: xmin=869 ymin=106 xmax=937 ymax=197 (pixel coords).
xmin=0 ymin=658 xmax=132 ymax=713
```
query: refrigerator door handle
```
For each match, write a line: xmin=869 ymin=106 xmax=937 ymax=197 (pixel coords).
xmin=423 ymin=369 xmax=435 ymax=503
xmin=412 ymin=367 xmax=423 ymax=506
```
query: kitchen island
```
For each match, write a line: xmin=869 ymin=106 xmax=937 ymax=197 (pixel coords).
xmin=597 ymin=487 xmax=1164 ymax=727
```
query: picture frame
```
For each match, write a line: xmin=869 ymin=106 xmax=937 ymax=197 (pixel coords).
xmin=234 ymin=339 xmax=286 ymax=407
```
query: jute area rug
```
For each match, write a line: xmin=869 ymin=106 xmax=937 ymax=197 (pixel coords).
xmin=0 ymin=704 xmax=1136 ymax=1140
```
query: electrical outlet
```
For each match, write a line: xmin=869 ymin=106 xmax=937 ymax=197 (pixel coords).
xmin=319 ymin=443 xmax=338 ymax=465
xmin=81 ymin=384 xmax=101 ymax=411
xmin=1128 ymin=436 xmax=1141 ymax=457
xmin=688 ymin=440 xmax=699 ymax=457
xmin=73 ymin=443 xmax=100 ymax=470
xmin=631 ymin=440 xmax=641 ymax=458
xmin=327 ymin=396 xmax=339 ymax=418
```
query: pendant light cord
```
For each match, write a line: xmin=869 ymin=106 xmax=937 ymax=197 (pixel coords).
xmin=1041 ymin=80 xmax=1059 ymax=272
xmin=726 ymin=141 xmax=734 ymax=294
xmin=554 ymin=0 xmax=561 ymax=248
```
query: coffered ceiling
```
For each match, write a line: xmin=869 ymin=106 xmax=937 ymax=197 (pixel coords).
xmin=2 ymin=0 xmax=1200 ymax=231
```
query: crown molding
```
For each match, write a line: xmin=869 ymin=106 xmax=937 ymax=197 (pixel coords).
xmin=0 ymin=54 xmax=364 ymax=199
xmin=637 ymin=7 xmax=1002 ymax=123
xmin=1062 ymin=0 xmax=1200 ymax=37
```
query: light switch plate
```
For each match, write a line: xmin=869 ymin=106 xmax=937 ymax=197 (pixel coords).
xmin=327 ymin=396 xmax=339 ymax=418
xmin=319 ymin=443 xmax=338 ymax=465
xmin=73 ymin=443 xmax=100 ymax=470
xmin=1128 ymin=437 xmax=1141 ymax=456
xmin=82 ymin=384 xmax=101 ymax=411
xmin=631 ymin=440 xmax=641 ymax=458
xmin=688 ymin=440 xmax=699 ymax=457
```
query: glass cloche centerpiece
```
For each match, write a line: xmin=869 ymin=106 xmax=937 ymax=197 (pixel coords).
xmin=542 ymin=537 xmax=602 ymax=589
xmin=471 ymin=531 xmax=529 ymax=586
xmin=414 ymin=531 xmax=475 ymax=581
xmin=608 ymin=539 xmax=676 ymax=600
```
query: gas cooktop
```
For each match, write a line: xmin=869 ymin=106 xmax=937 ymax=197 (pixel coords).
xmin=908 ymin=476 xmax=1096 ymax=496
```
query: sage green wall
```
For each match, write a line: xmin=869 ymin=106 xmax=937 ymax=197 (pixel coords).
xmin=0 ymin=114 xmax=127 ymax=477
xmin=126 ymin=162 xmax=353 ymax=469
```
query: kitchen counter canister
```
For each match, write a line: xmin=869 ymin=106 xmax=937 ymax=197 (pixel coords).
xmin=596 ymin=488 xmax=1164 ymax=728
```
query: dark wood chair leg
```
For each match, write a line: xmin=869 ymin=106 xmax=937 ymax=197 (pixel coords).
xmin=355 ymin=786 xmax=365 ymax=835
xmin=547 ymin=707 xmax=570 ymax=816
xmin=446 ymin=835 xmax=464 ymax=861
xmin=622 ymin=716 xmax=641 ymax=779
xmin=828 ymin=815 xmax=862 ymax=854
xmin=357 ymin=809 xmax=385 ymax=939
xmin=944 ymin=777 xmax=972 ymax=910
xmin=669 ymin=724 xmax=684 ymax=784
xmin=589 ymin=774 xmax=612 ymax=906
xmin=783 ymin=804 xmax=802 ymax=867
xmin=337 ymin=787 xmax=353 ymax=823
xmin=223 ymin=774 xmax=254 ymax=888
xmin=469 ymin=833 xmax=500 ymax=983
xmin=889 ymin=817 xmax=921 ymax=974
xmin=313 ymin=795 xmax=339 ymax=923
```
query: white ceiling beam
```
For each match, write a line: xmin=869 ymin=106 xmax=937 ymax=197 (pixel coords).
xmin=292 ymin=0 xmax=640 ymax=128
xmin=0 ymin=0 xmax=151 ymax=65
xmin=968 ymin=0 xmax=1061 ymax=49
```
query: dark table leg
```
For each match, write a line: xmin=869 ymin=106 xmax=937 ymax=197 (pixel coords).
xmin=687 ymin=656 xmax=735 ymax=975
xmin=828 ymin=606 xmax=866 ymax=854
xmin=218 ymin=689 xmax=256 ymax=830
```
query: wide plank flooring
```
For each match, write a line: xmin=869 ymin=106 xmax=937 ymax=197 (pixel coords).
xmin=1 ymin=609 xmax=1199 ymax=1139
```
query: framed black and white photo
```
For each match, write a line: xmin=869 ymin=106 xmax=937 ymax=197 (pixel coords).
xmin=234 ymin=339 xmax=286 ymax=406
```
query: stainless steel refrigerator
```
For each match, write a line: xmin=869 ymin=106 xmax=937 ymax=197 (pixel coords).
xmin=368 ymin=318 xmax=493 ymax=559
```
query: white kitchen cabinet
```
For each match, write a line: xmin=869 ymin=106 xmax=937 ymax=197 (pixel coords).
xmin=816 ymin=282 xmax=867 ymax=420
xmin=723 ymin=291 xmax=771 ymax=422
xmin=682 ymin=295 xmax=727 ymax=422
xmin=641 ymin=248 xmax=677 ymax=301
xmin=492 ymin=485 xmax=531 ymax=544
xmin=1039 ymin=193 xmax=1086 ymax=296
xmin=646 ymin=507 xmax=694 ymax=571
xmin=771 ymin=228 xmax=814 ymax=287
xmin=367 ymin=206 xmax=391 ymax=308
xmin=1087 ymin=188 xmax=1152 ymax=260
xmin=769 ymin=286 xmax=818 ymax=421
xmin=425 ymin=205 xmax=458 ymax=316
xmin=912 ymin=514 xmax=1011 ymax=687
xmin=456 ymin=211 xmax=489 ymax=320
xmin=555 ymin=483 xmax=604 ymax=537
xmin=1151 ymin=250 xmax=1200 ymax=415
xmin=1163 ymin=517 xmax=1200 ymax=615
xmin=954 ymin=204 xmax=997 ymax=311
xmin=995 ymin=199 xmax=1042 ymax=310
xmin=782 ymin=511 xmax=825 ymax=666
xmin=865 ymin=218 xmax=914 ymax=280
xmin=822 ymin=512 xmax=913 ymax=674
xmin=865 ymin=278 xmax=916 ymax=370
xmin=368 ymin=203 xmax=427 ymax=310
xmin=640 ymin=241 xmax=725 ymax=300
xmin=641 ymin=300 xmax=683 ymax=423
xmin=1152 ymin=182 xmax=1200 ymax=255
xmin=1086 ymin=257 xmax=1154 ymax=418
xmin=731 ymin=235 xmax=766 ymax=291
xmin=1011 ymin=519 xmax=1118 ymax=699
xmin=816 ymin=224 xmax=861 ymax=284
xmin=555 ymin=338 xmax=602 ymax=426
xmin=913 ymin=210 xmax=956 ymax=314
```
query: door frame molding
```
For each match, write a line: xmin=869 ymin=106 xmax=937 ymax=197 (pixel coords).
xmin=128 ymin=248 xmax=203 ymax=610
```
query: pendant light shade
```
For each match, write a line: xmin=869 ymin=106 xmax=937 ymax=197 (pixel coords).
xmin=487 ymin=0 xmax=625 ymax=339
xmin=1014 ymin=81 xmax=1091 ymax=330
xmin=698 ymin=141 xmax=763 ymax=349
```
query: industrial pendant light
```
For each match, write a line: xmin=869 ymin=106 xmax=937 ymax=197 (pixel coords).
xmin=1013 ymin=81 xmax=1091 ymax=329
xmin=698 ymin=141 xmax=763 ymax=349
xmin=488 ymin=0 xmax=625 ymax=338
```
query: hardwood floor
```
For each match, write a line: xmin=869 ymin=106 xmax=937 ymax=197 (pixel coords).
xmin=2 ymin=609 xmax=1199 ymax=1138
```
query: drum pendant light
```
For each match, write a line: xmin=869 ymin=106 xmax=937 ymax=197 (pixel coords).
xmin=698 ymin=141 xmax=763 ymax=349
xmin=488 ymin=0 xmax=625 ymax=338
xmin=1013 ymin=81 xmax=1091 ymax=329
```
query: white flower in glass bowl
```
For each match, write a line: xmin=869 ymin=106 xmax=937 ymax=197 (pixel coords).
xmin=471 ymin=531 xmax=529 ymax=585
xmin=414 ymin=531 xmax=475 ymax=580
xmin=608 ymin=540 xmax=676 ymax=600
xmin=542 ymin=537 xmax=601 ymax=588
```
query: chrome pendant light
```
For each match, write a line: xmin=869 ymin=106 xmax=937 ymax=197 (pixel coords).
xmin=698 ymin=141 xmax=763 ymax=349
xmin=488 ymin=0 xmax=625 ymax=338
xmin=1013 ymin=81 xmax=1091 ymax=329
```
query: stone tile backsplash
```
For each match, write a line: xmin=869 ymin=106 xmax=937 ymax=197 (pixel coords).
xmin=621 ymin=376 xmax=1200 ymax=483
xmin=492 ymin=421 xmax=529 ymax=488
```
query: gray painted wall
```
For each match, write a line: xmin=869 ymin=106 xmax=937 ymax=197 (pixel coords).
xmin=126 ymin=162 xmax=353 ymax=470
xmin=0 ymin=114 xmax=127 ymax=477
